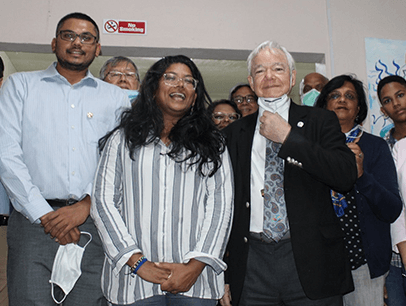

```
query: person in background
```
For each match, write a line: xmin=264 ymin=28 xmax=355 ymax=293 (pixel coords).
xmin=299 ymin=72 xmax=329 ymax=106
xmin=207 ymin=99 xmax=241 ymax=130
xmin=315 ymin=74 xmax=402 ymax=306
xmin=377 ymin=75 xmax=406 ymax=305
xmin=100 ymin=56 xmax=140 ymax=102
xmin=91 ymin=55 xmax=233 ymax=306
xmin=0 ymin=55 xmax=10 ymax=306
xmin=229 ymin=83 xmax=258 ymax=117
xmin=222 ymin=41 xmax=356 ymax=306
xmin=0 ymin=56 xmax=4 ymax=86
xmin=0 ymin=12 xmax=129 ymax=305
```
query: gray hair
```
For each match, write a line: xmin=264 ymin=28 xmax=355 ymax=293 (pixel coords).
xmin=99 ymin=56 xmax=140 ymax=82
xmin=247 ymin=41 xmax=296 ymax=79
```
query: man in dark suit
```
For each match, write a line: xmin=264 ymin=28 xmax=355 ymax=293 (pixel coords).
xmin=221 ymin=41 xmax=357 ymax=306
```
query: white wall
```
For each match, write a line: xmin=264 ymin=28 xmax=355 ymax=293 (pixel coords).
xmin=1 ymin=0 xmax=405 ymax=83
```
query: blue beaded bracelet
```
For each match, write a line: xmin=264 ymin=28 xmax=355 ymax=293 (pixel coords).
xmin=130 ymin=256 xmax=147 ymax=277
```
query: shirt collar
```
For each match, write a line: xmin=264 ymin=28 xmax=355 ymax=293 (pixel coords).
xmin=41 ymin=62 xmax=97 ymax=87
xmin=257 ymin=95 xmax=290 ymax=123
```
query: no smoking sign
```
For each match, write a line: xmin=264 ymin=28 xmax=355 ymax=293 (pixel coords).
xmin=103 ymin=19 xmax=147 ymax=35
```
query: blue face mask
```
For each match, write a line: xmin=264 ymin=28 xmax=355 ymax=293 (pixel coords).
xmin=302 ymin=89 xmax=320 ymax=107
xmin=124 ymin=89 xmax=139 ymax=103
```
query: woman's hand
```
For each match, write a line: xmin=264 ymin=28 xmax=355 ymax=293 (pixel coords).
xmin=347 ymin=142 xmax=364 ymax=178
xmin=127 ymin=253 xmax=171 ymax=285
xmin=157 ymin=259 xmax=205 ymax=294
xmin=219 ymin=284 xmax=232 ymax=306
xmin=136 ymin=261 xmax=172 ymax=284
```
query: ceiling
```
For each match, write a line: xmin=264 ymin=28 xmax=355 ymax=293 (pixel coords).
xmin=1 ymin=50 xmax=316 ymax=102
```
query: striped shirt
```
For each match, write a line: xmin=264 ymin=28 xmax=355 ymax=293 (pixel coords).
xmin=91 ymin=130 xmax=234 ymax=304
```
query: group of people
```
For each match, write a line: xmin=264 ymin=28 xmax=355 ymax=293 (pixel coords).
xmin=0 ymin=10 xmax=406 ymax=306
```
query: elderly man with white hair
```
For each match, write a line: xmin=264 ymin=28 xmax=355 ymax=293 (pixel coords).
xmin=222 ymin=41 xmax=357 ymax=306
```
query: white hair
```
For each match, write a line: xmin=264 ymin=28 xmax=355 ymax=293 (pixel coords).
xmin=247 ymin=41 xmax=296 ymax=77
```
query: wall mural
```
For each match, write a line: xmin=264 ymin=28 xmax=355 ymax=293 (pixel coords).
xmin=365 ymin=37 xmax=406 ymax=136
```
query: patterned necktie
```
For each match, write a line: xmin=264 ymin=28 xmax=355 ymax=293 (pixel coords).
xmin=263 ymin=139 xmax=289 ymax=242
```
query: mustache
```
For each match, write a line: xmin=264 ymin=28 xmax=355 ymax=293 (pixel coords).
xmin=67 ymin=48 xmax=85 ymax=55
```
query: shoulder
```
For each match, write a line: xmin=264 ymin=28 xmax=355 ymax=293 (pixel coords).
xmin=223 ymin=111 xmax=257 ymax=136
xmin=359 ymin=131 xmax=388 ymax=147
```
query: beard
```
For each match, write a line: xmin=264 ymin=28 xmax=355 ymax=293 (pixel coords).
xmin=57 ymin=57 xmax=95 ymax=71
xmin=54 ymin=41 xmax=96 ymax=71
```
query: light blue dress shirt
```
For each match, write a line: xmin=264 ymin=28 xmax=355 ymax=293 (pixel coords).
xmin=0 ymin=182 xmax=9 ymax=215
xmin=0 ymin=63 xmax=129 ymax=223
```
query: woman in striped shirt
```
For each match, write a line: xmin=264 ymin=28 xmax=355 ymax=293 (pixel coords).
xmin=91 ymin=55 xmax=234 ymax=306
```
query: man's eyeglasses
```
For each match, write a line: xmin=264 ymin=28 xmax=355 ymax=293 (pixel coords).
xmin=57 ymin=30 xmax=98 ymax=45
xmin=232 ymin=95 xmax=256 ymax=104
xmin=163 ymin=73 xmax=198 ymax=90
xmin=107 ymin=71 xmax=138 ymax=81
xmin=212 ymin=112 xmax=241 ymax=122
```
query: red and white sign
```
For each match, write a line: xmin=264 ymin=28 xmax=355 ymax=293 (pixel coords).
xmin=103 ymin=19 xmax=147 ymax=35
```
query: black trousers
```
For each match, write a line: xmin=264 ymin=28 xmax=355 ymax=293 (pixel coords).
xmin=239 ymin=238 xmax=343 ymax=306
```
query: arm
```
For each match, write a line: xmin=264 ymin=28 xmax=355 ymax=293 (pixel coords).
xmin=90 ymin=131 xmax=141 ymax=274
xmin=391 ymin=139 xmax=406 ymax=252
xmin=0 ymin=74 xmax=53 ymax=223
xmin=355 ymin=136 xmax=402 ymax=223
xmin=90 ymin=130 xmax=169 ymax=284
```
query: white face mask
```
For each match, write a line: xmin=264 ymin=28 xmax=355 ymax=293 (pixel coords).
xmin=302 ymin=88 xmax=320 ymax=107
xmin=49 ymin=232 xmax=92 ymax=304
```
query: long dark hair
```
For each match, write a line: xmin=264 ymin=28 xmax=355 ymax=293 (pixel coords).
xmin=100 ymin=55 xmax=225 ymax=177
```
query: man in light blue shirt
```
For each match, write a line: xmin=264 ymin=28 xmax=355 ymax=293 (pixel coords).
xmin=0 ymin=54 xmax=11 ymax=306
xmin=0 ymin=13 xmax=128 ymax=305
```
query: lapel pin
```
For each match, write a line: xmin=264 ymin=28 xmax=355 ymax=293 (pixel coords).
xmin=87 ymin=112 xmax=93 ymax=118
xmin=297 ymin=121 xmax=304 ymax=128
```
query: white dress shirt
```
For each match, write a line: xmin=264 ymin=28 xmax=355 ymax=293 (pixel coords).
xmin=391 ymin=138 xmax=406 ymax=252
xmin=250 ymin=96 xmax=290 ymax=233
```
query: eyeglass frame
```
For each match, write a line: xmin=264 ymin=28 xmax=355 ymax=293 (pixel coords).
xmin=163 ymin=73 xmax=198 ymax=90
xmin=212 ymin=112 xmax=241 ymax=122
xmin=106 ymin=71 xmax=138 ymax=80
xmin=232 ymin=95 xmax=257 ymax=104
xmin=57 ymin=30 xmax=98 ymax=45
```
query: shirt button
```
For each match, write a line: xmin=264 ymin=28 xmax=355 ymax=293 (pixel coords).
xmin=71 ymin=126 xmax=75 ymax=129
xmin=244 ymin=237 xmax=248 ymax=243
xmin=72 ymin=147 xmax=75 ymax=151
xmin=246 ymin=202 xmax=250 ymax=208
xmin=71 ymin=104 xmax=75 ymax=108
xmin=71 ymin=171 xmax=75 ymax=175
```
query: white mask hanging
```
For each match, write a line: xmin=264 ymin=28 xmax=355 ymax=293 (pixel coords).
xmin=49 ymin=231 xmax=92 ymax=304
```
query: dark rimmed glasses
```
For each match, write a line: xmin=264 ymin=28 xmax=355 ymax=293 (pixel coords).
xmin=57 ymin=30 xmax=98 ymax=45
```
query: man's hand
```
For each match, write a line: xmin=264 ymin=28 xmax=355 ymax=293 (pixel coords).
xmin=259 ymin=111 xmax=291 ymax=144
xmin=158 ymin=259 xmax=206 ymax=294
xmin=40 ymin=196 xmax=91 ymax=245
xmin=219 ymin=284 xmax=232 ymax=306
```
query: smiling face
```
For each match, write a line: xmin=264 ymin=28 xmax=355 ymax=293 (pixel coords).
xmin=326 ymin=81 xmax=360 ymax=132
xmin=212 ymin=103 xmax=240 ymax=129
xmin=380 ymin=82 xmax=406 ymax=125
xmin=105 ymin=61 xmax=139 ymax=90
xmin=52 ymin=18 xmax=101 ymax=72
xmin=155 ymin=63 xmax=197 ymax=123
xmin=231 ymin=86 xmax=258 ymax=116
xmin=248 ymin=48 xmax=296 ymax=98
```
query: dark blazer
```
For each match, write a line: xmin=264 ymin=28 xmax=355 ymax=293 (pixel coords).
xmin=223 ymin=101 xmax=357 ymax=304
xmin=354 ymin=132 xmax=402 ymax=278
